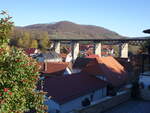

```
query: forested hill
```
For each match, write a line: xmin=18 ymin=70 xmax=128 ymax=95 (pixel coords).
xmin=10 ymin=21 xmax=126 ymax=49
xmin=17 ymin=21 xmax=126 ymax=39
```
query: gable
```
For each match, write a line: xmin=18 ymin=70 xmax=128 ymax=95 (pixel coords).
xmin=83 ymin=56 xmax=128 ymax=87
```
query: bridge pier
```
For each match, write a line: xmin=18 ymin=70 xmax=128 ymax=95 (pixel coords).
xmin=54 ymin=41 xmax=60 ymax=54
xmin=71 ymin=41 xmax=79 ymax=61
xmin=119 ymin=43 xmax=128 ymax=58
xmin=50 ymin=38 xmax=149 ymax=61
xmin=94 ymin=42 xmax=102 ymax=57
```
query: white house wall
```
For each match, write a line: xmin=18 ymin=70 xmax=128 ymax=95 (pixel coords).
xmin=65 ymin=52 xmax=72 ymax=62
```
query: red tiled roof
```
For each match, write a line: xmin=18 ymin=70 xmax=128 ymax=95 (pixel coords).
xmin=85 ymin=49 xmax=93 ymax=56
xmin=79 ymin=45 xmax=88 ymax=50
xmin=39 ymin=62 xmax=69 ymax=75
xmin=102 ymin=45 xmax=111 ymax=49
xmin=83 ymin=56 xmax=128 ymax=87
xmin=24 ymin=48 xmax=37 ymax=55
xmin=42 ymin=73 xmax=107 ymax=104
xmin=101 ymin=51 xmax=109 ymax=56
xmin=86 ymin=54 xmax=100 ymax=59
xmin=73 ymin=57 xmax=95 ymax=69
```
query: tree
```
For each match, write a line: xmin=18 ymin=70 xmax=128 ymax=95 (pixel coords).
xmin=16 ymin=31 xmax=31 ymax=48
xmin=30 ymin=39 xmax=38 ymax=48
xmin=140 ymin=41 xmax=150 ymax=53
xmin=0 ymin=11 xmax=47 ymax=113
xmin=22 ymin=32 xmax=31 ymax=48
xmin=10 ymin=28 xmax=23 ymax=46
xmin=40 ymin=32 xmax=50 ymax=50
xmin=139 ymin=30 xmax=150 ymax=54
xmin=17 ymin=38 xmax=24 ymax=47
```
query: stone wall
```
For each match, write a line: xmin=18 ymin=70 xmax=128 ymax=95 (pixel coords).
xmin=74 ymin=90 xmax=131 ymax=113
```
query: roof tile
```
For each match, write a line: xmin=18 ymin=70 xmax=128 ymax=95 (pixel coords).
xmin=83 ymin=56 xmax=128 ymax=87
xmin=39 ymin=62 xmax=69 ymax=75
xmin=42 ymin=73 xmax=107 ymax=104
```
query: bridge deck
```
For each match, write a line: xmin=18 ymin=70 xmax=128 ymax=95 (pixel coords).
xmin=51 ymin=37 xmax=150 ymax=42
xmin=51 ymin=37 xmax=150 ymax=45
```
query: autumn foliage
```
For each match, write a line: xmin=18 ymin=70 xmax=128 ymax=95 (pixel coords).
xmin=0 ymin=11 xmax=47 ymax=113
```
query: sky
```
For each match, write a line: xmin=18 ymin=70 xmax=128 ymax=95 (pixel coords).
xmin=1 ymin=0 xmax=150 ymax=37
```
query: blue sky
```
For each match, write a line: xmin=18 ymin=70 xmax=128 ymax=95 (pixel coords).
xmin=1 ymin=0 xmax=150 ymax=37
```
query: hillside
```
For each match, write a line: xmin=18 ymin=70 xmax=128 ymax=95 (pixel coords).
xmin=17 ymin=21 xmax=126 ymax=39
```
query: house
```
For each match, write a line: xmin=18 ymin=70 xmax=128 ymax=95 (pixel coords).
xmin=60 ymin=53 xmax=68 ymax=62
xmin=41 ymin=73 xmax=107 ymax=113
xmin=84 ymin=48 xmax=93 ymax=56
xmin=24 ymin=48 xmax=39 ymax=57
xmin=82 ymin=55 xmax=128 ymax=95
xmin=83 ymin=55 xmax=128 ymax=87
xmin=65 ymin=52 xmax=72 ymax=62
xmin=36 ymin=51 xmax=62 ymax=62
xmin=39 ymin=62 xmax=72 ymax=76
xmin=115 ymin=58 xmax=133 ymax=82
xmin=72 ymin=57 xmax=95 ymax=73
xmin=82 ymin=45 xmax=114 ymax=57
xmin=60 ymin=52 xmax=73 ymax=62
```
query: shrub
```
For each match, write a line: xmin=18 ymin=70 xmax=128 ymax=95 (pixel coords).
xmin=0 ymin=11 xmax=47 ymax=113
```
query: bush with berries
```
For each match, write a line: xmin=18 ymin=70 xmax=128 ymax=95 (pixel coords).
xmin=0 ymin=11 xmax=47 ymax=113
